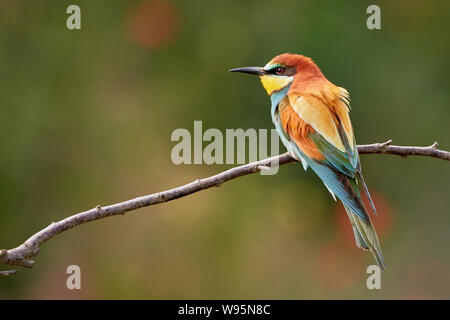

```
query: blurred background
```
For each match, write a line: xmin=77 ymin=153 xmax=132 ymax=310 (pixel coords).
xmin=0 ymin=0 xmax=449 ymax=299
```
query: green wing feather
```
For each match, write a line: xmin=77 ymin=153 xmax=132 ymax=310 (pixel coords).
xmin=270 ymin=89 xmax=385 ymax=269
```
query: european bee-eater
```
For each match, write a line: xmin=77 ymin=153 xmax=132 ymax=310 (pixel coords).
xmin=230 ymin=53 xmax=386 ymax=270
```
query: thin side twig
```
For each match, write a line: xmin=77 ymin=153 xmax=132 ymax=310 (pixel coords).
xmin=357 ymin=140 xmax=450 ymax=160
xmin=0 ymin=270 xmax=17 ymax=276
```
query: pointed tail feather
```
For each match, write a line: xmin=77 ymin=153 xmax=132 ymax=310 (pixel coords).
xmin=343 ymin=204 xmax=386 ymax=270
xmin=357 ymin=171 xmax=378 ymax=216
xmin=344 ymin=205 xmax=369 ymax=250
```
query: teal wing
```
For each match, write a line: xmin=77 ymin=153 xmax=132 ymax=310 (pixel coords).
xmin=272 ymin=107 xmax=385 ymax=268
xmin=307 ymin=109 xmax=377 ymax=216
xmin=271 ymin=96 xmax=369 ymax=223
xmin=270 ymin=91 xmax=385 ymax=269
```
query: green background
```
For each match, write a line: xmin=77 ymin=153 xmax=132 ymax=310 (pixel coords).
xmin=0 ymin=0 xmax=449 ymax=299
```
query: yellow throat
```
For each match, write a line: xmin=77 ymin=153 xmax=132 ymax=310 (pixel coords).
xmin=260 ymin=74 xmax=293 ymax=95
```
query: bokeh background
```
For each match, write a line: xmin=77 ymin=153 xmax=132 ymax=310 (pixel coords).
xmin=0 ymin=0 xmax=449 ymax=299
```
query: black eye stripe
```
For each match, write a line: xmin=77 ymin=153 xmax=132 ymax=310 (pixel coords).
xmin=267 ymin=66 xmax=297 ymax=76
xmin=268 ymin=66 xmax=285 ymax=74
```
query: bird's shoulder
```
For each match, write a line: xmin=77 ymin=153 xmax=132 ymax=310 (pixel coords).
xmin=287 ymin=81 xmax=355 ymax=153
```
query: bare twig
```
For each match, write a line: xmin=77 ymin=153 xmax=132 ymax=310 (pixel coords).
xmin=0 ymin=270 xmax=16 ymax=276
xmin=357 ymin=140 xmax=450 ymax=160
xmin=1 ymin=140 xmax=449 ymax=275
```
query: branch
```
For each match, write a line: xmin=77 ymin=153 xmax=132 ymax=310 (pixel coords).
xmin=357 ymin=140 xmax=450 ymax=160
xmin=1 ymin=140 xmax=449 ymax=274
xmin=0 ymin=269 xmax=17 ymax=276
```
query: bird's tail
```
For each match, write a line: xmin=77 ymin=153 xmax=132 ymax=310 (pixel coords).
xmin=343 ymin=204 xmax=387 ymax=270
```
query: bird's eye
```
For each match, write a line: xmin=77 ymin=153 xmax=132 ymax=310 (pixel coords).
xmin=274 ymin=67 xmax=285 ymax=75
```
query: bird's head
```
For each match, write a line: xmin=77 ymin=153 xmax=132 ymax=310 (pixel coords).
xmin=230 ymin=53 xmax=324 ymax=96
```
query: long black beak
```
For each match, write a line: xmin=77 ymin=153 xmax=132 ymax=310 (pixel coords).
xmin=229 ymin=66 xmax=266 ymax=76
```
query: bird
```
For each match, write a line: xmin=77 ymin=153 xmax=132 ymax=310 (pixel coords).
xmin=230 ymin=53 xmax=386 ymax=270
